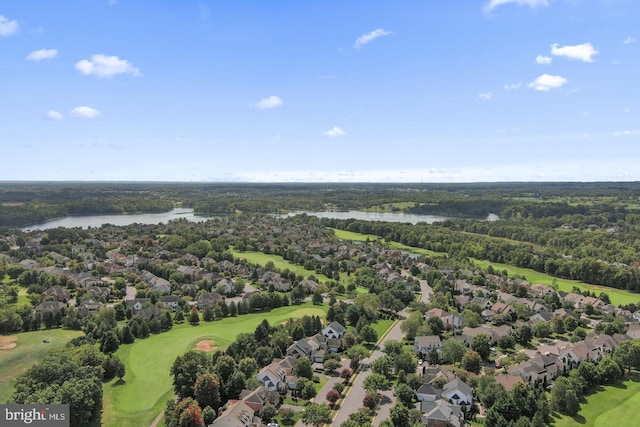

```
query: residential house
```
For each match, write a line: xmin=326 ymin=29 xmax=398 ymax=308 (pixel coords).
xmin=210 ymin=400 xmax=261 ymax=427
xmin=77 ymin=300 xmax=103 ymax=317
xmin=125 ymin=298 xmax=151 ymax=312
xmin=416 ymin=384 xmax=442 ymax=402
xmin=238 ymin=386 xmax=280 ymax=413
xmin=322 ymin=321 xmax=346 ymax=339
xmin=418 ymin=400 xmax=464 ymax=427
xmin=286 ymin=334 xmax=327 ymax=361
xmin=256 ymin=362 xmax=286 ymax=391
xmin=35 ymin=301 xmax=65 ymax=320
xmin=160 ymin=295 xmax=180 ymax=311
xmin=40 ymin=286 xmax=71 ymax=303
xmin=441 ymin=379 xmax=473 ymax=406
xmin=495 ymin=374 xmax=526 ymax=392
xmin=414 ymin=335 xmax=443 ymax=357
xmin=197 ymin=292 xmax=224 ymax=310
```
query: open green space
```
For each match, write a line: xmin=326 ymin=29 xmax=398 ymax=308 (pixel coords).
xmin=472 ymin=259 xmax=640 ymax=307
xmin=331 ymin=228 xmax=440 ymax=257
xmin=0 ymin=329 xmax=84 ymax=403
xmin=230 ymin=249 xmax=348 ymax=283
xmin=331 ymin=227 xmax=640 ymax=307
xmin=102 ymin=302 xmax=328 ymax=427
xmin=552 ymin=373 xmax=640 ymax=427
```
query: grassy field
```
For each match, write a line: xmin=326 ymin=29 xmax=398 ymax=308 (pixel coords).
xmin=331 ymin=228 xmax=440 ymax=257
xmin=102 ymin=302 xmax=328 ymax=427
xmin=229 ymin=249 xmax=348 ymax=283
xmin=330 ymin=227 xmax=640 ymax=307
xmin=552 ymin=373 xmax=640 ymax=427
xmin=472 ymin=259 xmax=640 ymax=307
xmin=0 ymin=329 xmax=84 ymax=403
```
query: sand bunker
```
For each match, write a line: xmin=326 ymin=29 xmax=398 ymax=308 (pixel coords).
xmin=0 ymin=335 xmax=17 ymax=350
xmin=194 ymin=340 xmax=218 ymax=352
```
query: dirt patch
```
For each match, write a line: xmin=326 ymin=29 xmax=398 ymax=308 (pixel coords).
xmin=194 ymin=340 xmax=218 ymax=352
xmin=0 ymin=336 xmax=17 ymax=350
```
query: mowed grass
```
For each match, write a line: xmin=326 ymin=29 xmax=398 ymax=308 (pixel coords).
xmin=472 ymin=259 xmax=640 ymax=307
xmin=102 ymin=302 xmax=328 ymax=427
xmin=230 ymin=249 xmax=348 ymax=283
xmin=331 ymin=228 xmax=440 ymax=257
xmin=552 ymin=373 xmax=640 ymax=427
xmin=330 ymin=227 xmax=640 ymax=307
xmin=0 ymin=329 xmax=84 ymax=403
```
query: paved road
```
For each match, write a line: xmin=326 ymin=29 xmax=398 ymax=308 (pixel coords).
xmin=418 ymin=279 xmax=432 ymax=304
xmin=332 ymin=314 xmax=406 ymax=427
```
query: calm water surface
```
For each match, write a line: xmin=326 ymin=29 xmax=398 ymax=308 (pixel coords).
xmin=23 ymin=209 xmax=499 ymax=230
xmin=22 ymin=208 xmax=209 ymax=231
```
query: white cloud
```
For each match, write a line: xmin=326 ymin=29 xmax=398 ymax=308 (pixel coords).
xmin=478 ymin=92 xmax=493 ymax=101
xmin=254 ymin=95 xmax=283 ymax=110
xmin=551 ymin=43 xmax=599 ymax=62
xmin=26 ymin=49 xmax=58 ymax=62
xmin=354 ymin=29 xmax=392 ymax=48
xmin=70 ymin=106 xmax=101 ymax=119
xmin=504 ymin=82 xmax=522 ymax=90
xmin=484 ymin=0 xmax=548 ymax=11
xmin=527 ymin=74 xmax=568 ymax=91
xmin=323 ymin=126 xmax=346 ymax=138
xmin=75 ymin=54 xmax=141 ymax=78
xmin=613 ymin=130 xmax=640 ymax=136
xmin=46 ymin=110 xmax=63 ymax=120
xmin=536 ymin=55 xmax=552 ymax=64
xmin=0 ymin=15 xmax=18 ymax=36
xmin=624 ymin=37 xmax=636 ymax=45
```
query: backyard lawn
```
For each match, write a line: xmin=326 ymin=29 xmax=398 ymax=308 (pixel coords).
xmin=102 ymin=302 xmax=328 ymax=427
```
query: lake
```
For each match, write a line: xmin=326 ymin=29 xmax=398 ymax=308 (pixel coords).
xmin=22 ymin=208 xmax=210 ymax=231
xmin=279 ymin=210 xmax=452 ymax=224
xmin=23 ymin=209 xmax=498 ymax=230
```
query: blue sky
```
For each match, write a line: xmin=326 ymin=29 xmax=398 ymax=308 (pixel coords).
xmin=1 ymin=0 xmax=638 ymax=182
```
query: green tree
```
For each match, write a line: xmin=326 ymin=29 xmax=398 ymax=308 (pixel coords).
xmin=389 ymin=403 xmax=410 ymax=427
xmin=534 ymin=322 xmax=551 ymax=338
xmin=100 ymin=329 xmax=120 ymax=354
xmin=384 ymin=340 xmax=404 ymax=357
xmin=400 ymin=311 xmax=425 ymax=340
xmin=372 ymin=355 xmax=393 ymax=377
xmin=170 ymin=351 xmax=208 ymax=399
xmin=188 ymin=309 xmax=200 ymax=325
xmin=442 ymin=339 xmax=466 ymax=365
xmin=462 ymin=350 xmax=482 ymax=374
xmin=360 ymin=324 xmax=378 ymax=343
xmin=363 ymin=373 xmax=390 ymax=393
xmin=598 ymin=356 xmax=622 ymax=383
xmin=395 ymin=383 xmax=415 ymax=407
xmin=515 ymin=325 xmax=533 ymax=346
xmin=293 ymin=357 xmax=313 ymax=380
xmin=312 ymin=290 xmax=323 ymax=305
xmin=194 ymin=373 xmax=221 ymax=411
xmin=471 ymin=333 xmax=491 ymax=361
xmin=301 ymin=403 xmax=332 ymax=427
xmin=301 ymin=380 xmax=317 ymax=399
xmin=225 ymin=370 xmax=246 ymax=399
xmin=394 ymin=351 xmax=415 ymax=375
xmin=259 ymin=404 xmax=277 ymax=423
